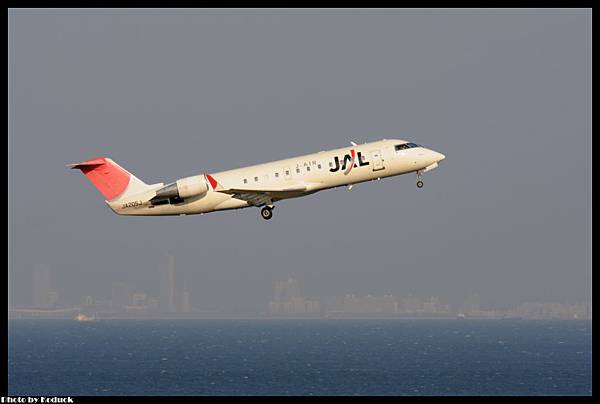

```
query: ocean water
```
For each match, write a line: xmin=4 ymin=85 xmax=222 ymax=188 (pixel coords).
xmin=8 ymin=319 xmax=591 ymax=396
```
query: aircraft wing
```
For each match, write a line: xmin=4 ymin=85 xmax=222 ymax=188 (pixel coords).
xmin=216 ymin=183 xmax=309 ymax=207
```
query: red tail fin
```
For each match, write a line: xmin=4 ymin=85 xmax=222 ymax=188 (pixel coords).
xmin=69 ymin=157 xmax=136 ymax=201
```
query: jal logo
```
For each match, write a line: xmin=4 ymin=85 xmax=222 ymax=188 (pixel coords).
xmin=329 ymin=149 xmax=369 ymax=175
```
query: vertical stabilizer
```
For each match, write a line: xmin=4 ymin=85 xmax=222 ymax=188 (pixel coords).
xmin=68 ymin=157 xmax=151 ymax=201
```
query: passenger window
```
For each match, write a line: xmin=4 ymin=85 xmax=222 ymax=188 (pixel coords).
xmin=329 ymin=162 xmax=333 ymax=167
xmin=285 ymin=170 xmax=290 ymax=176
xmin=318 ymin=164 xmax=322 ymax=169
xmin=296 ymin=168 xmax=300 ymax=173
xmin=254 ymin=176 xmax=259 ymax=182
xmin=243 ymin=179 xmax=248 ymax=184
xmin=275 ymin=172 xmax=279 ymax=178
xmin=306 ymin=166 xmax=311 ymax=172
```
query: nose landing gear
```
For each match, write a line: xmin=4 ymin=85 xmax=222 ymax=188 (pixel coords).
xmin=416 ymin=170 xmax=424 ymax=188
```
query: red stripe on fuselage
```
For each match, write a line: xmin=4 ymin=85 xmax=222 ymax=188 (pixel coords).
xmin=206 ymin=174 xmax=218 ymax=190
xmin=344 ymin=149 xmax=356 ymax=175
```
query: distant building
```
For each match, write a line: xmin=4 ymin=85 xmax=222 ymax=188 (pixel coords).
xmin=32 ymin=264 xmax=57 ymax=309
xmin=160 ymin=254 xmax=177 ymax=313
xmin=132 ymin=293 xmax=147 ymax=306
xmin=273 ymin=281 xmax=286 ymax=302
xmin=83 ymin=296 xmax=94 ymax=307
xmin=416 ymin=297 xmax=450 ymax=314
xmin=146 ymin=297 xmax=159 ymax=312
xmin=124 ymin=304 xmax=148 ymax=314
xmin=397 ymin=296 xmax=422 ymax=313
xmin=305 ymin=299 xmax=321 ymax=313
xmin=93 ymin=299 xmax=113 ymax=311
xmin=377 ymin=295 xmax=398 ymax=313
xmin=112 ymin=282 xmax=131 ymax=311
xmin=10 ymin=307 xmax=79 ymax=319
xmin=513 ymin=302 xmax=588 ymax=319
xmin=179 ymin=291 xmax=191 ymax=313
xmin=462 ymin=294 xmax=481 ymax=315
xmin=467 ymin=309 xmax=503 ymax=318
xmin=339 ymin=294 xmax=397 ymax=314
xmin=269 ymin=278 xmax=320 ymax=314
xmin=46 ymin=291 xmax=59 ymax=308
xmin=273 ymin=278 xmax=299 ymax=301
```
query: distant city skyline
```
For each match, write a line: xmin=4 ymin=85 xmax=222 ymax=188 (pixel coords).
xmin=19 ymin=262 xmax=591 ymax=320
xmin=22 ymin=259 xmax=592 ymax=309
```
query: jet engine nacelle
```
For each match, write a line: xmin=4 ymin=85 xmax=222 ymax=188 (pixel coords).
xmin=176 ymin=175 xmax=210 ymax=198
xmin=152 ymin=175 xmax=209 ymax=202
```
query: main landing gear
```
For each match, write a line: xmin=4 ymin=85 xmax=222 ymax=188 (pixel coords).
xmin=260 ymin=206 xmax=274 ymax=220
xmin=416 ymin=170 xmax=424 ymax=188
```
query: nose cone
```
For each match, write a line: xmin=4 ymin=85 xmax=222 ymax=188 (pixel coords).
xmin=435 ymin=152 xmax=446 ymax=162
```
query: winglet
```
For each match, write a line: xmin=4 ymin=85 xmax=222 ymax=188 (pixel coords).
xmin=350 ymin=140 xmax=357 ymax=146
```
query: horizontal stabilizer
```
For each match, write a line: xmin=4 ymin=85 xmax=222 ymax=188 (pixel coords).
xmin=67 ymin=159 xmax=106 ymax=169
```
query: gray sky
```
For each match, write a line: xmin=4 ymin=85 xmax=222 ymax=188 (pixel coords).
xmin=9 ymin=9 xmax=591 ymax=311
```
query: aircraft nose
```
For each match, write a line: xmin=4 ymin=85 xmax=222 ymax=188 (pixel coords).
xmin=435 ymin=152 xmax=446 ymax=162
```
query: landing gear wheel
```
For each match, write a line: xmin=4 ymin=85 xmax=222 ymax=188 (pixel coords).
xmin=416 ymin=180 xmax=424 ymax=188
xmin=260 ymin=207 xmax=273 ymax=220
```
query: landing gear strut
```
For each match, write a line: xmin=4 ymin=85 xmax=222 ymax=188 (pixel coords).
xmin=416 ymin=170 xmax=424 ymax=188
xmin=260 ymin=206 xmax=273 ymax=220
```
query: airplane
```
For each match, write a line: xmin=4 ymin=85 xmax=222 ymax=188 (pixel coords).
xmin=69 ymin=139 xmax=445 ymax=220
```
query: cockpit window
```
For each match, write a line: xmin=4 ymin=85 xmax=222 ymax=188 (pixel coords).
xmin=395 ymin=143 xmax=421 ymax=151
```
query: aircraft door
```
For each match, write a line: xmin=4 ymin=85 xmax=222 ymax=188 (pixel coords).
xmin=371 ymin=150 xmax=385 ymax=171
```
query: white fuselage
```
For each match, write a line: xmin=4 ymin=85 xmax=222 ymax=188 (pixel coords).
xmin=107 ymin=139 xmax=445 ymax=216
